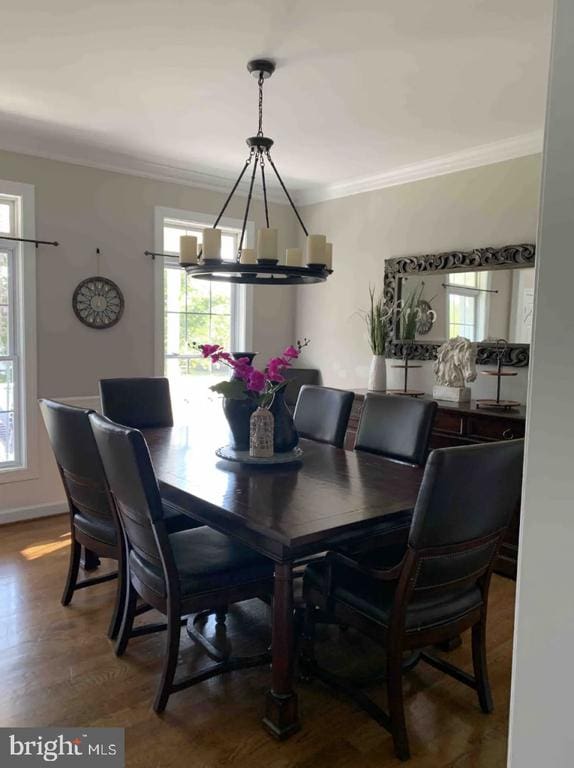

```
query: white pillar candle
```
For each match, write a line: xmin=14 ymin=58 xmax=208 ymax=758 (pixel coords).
xmin=324 ymin=242 xmax=333 ymax=270
xmin=202 ymin=228 xmax=222 ymax=261
xmin=306 ymin=234 xmax=327 ymax=265
xmin=240 ymin=248 xmax=257 ymax=264
xmin=285 ymin=247 xmax=303 ymax=267
xmin=179 ymin=235 xmax=198 ymax=265
xmin=257 ymin=228 xmax=278 ymax=261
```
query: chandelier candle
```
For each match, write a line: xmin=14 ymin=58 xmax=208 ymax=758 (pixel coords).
xmin=240 ymin=248 xmax=257 ymax=264
xmin=202 ymin=228 xmax=222 ymax=261
xmin=286 ymin=247 xmax=303 ymax=266
xmin=257 ymin=228 xmax=278 ymax=262
xmin=306 ymin=234 xmax=327 ymax=266
xmin=179 ymin=235 xmax=198 ymax=265
xmin=324 ymin=242 xmax=333 ymax=270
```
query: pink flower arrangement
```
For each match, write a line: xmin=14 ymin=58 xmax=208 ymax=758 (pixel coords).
xmin=194 ymin=339 xmax=310 ymax=407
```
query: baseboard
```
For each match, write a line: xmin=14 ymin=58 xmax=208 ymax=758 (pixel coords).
xmin=0 ymin=501 xmax=67 ymax=525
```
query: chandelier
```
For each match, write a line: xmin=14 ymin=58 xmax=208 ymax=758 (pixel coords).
xmin=177 ymin=59 xmax=332 ymax=286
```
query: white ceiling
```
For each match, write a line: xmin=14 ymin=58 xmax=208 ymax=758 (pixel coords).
xmin=0 ymin=0 xmax=553 ymax=199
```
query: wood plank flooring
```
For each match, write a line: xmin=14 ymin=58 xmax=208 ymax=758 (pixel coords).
xmin=0 ymin=515 xmax=516 ymax=767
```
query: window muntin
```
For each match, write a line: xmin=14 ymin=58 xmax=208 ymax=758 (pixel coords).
xmin=0 ymin=244 xmax=19 ymax=467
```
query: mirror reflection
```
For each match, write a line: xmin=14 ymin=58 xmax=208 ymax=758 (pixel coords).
xmin=397 ymin=267 xmax=535 ymax=344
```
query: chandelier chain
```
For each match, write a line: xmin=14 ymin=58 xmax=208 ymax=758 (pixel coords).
xmin=257 ymin=73 xmax=264 ymax=136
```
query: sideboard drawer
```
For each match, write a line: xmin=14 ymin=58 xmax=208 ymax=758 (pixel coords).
xmin=466 ymin=415 xmax=525 ymax=441
xmin=434 ymin=410 xmax=464 ymax=436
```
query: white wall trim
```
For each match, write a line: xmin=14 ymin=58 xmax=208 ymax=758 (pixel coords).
xmin=0 ymin=125 xmax=543 ymax=208
xmin=296 ymin=131 xmax=544 ymax=205
xmin=0 ymin=501 xmax=67 ymax=525
xmin=0 ymin=132 xmax=287 ymax=204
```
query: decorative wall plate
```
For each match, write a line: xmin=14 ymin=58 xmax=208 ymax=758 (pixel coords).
xmin=415 ymin=299 xmax=435 ymax=335
xmin=72 ymin=276 xmax=124 ymax=329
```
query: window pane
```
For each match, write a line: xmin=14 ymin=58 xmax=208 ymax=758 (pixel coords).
xmin=186 ymin=313 xmax=210 ymax=345
xmin=449 ymin=271 xmax=477 ymax=288
xmin=0 ymin=203 xmax=12 ymax=235
xmin=210 ymin=281 xmax=231 ymax=315
xmin=210 ymin=313 xmax=231 ymax=349
xmin=186 ymin=278 xmax=211 ymax=315
xmin=0 ymin=360 xmax=15 ymax=463
xmin=0 ymin=252 xmax=9 ymax=357
xmin=164 ymin=268 xmax=186 ymax=313
xmin=165 ymin=312 xmax=187 ymax=356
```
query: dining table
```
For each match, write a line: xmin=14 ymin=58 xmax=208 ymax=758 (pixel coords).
xmin=143 ymin=424 xmax=424 ymax=739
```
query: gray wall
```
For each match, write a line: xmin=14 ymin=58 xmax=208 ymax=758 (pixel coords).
xmin=295 ymin=155 xmax=542 ymax=401
xmin=509 ymin=0 xmax=574 ymax=764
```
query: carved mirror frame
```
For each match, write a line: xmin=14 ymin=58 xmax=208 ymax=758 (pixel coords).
xmin=384 ymin=243 xmax=535 ymax=367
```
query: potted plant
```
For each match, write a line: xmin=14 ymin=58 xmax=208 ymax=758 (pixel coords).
xmin=363 ymin=286 xmax=390 ymax=391
xmin=195 ymin=340 xmax=309 ymax=452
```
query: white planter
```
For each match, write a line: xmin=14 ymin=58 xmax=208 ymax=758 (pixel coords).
xmin=367 ymin=355 xmax=387 ymax=392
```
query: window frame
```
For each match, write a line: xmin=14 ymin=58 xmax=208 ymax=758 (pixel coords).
xmin=153 ymin=206 xmax=253 ymax=377
xmin=0 ymin=180 xmax=38 ymax=484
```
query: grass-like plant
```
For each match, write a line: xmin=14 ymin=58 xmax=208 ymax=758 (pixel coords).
xmin=365 ymin=286 xmax=390 ymax=355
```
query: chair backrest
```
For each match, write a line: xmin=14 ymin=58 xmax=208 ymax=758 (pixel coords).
xmin=89 ymin=413 xmax=169 ymax=581
xmin=283 ymin=368 xmax=320 ymax=407
xmin=355 ymin=393 xmax=437 ymax=466
xmin=407 ymin=440 xmax=524 ymax=595
xmin=99 ymin=377 xmax=174 ymax=429
xmin=39 ymin=399 xmax=114 ymax=528
xmin=293 ymin=385 xmax=354 ymax=448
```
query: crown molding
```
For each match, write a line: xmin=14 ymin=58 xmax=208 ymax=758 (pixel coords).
xmin=0 ymin=129 xmax=288 ymax=204
xmin=0 ymin=122 xmax=543 ymax=208
xmin=293 ymin=131 xmax=544 ymax=206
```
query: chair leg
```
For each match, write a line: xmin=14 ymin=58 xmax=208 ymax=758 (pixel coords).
xmin=115 ymin=581 xmax=138 ymax=657
xmin=153 ymin=604 xmax=181 ymax=714
xmin=472 ymin=618 xmax=493 ymax=714
xmin=107 ymin=552 xmax=127 ymax=640
xmin=81 ymin=547 xmax=101 ymax=571
xmin=299 ymin=604 xmax=317 ymax=681
xmin=61 ymin=539 xmax=81 ymax=606
xmin=387 ymin=646 xmax=410 ymax=761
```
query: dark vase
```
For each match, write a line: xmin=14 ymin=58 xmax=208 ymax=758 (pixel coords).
xmin=269 ymin=384 xmax=299 ymax=453
xmin=224 ymin=353 xmax=258 ymax=450
xmin=223 ymin=396 xmax=258 ymax=451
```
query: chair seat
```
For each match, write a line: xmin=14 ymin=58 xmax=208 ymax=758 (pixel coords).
xmin=304 ymin=557 xmax=482 ymax=633
xmin=129 ymin=527 xmax=274 ymax=599
xmin=74 ymin=513 xmax=117 ymax=547
xmin=161 ymin=498 xmax=203 ymax=533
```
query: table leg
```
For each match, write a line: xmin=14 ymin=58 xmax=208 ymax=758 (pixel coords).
xmin=262 ymin=562 xmax=300 ymax=739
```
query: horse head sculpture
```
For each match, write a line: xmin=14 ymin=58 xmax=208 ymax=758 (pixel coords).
xmin=434 ymin=336 xmax=477 ymax=389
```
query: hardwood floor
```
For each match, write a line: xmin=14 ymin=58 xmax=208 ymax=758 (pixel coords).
xmin=0 ymin=515 xmax=516 ymax=767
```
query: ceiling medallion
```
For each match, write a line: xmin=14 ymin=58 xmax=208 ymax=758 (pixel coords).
xmin=180 ymin=60 xmax=333 ymax=286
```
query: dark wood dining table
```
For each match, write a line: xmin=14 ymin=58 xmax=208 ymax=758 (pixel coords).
xmin=143 ymin=425 xmax=424 ymax=739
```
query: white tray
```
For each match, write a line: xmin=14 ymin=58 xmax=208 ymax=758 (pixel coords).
xmin=215 ymin=445 xmax=303 ymax=465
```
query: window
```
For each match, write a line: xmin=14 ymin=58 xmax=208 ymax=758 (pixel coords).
xmin=0 ymin=182 xmax=37 ymax=479
xmin=446 ymin=271 xmax=488 ymax=341
xmin=154 ymin=209 xmax=252 ymax=422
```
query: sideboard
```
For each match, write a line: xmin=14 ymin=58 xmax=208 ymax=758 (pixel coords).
xmin=345 ymin=391 xmax=527 ymax=579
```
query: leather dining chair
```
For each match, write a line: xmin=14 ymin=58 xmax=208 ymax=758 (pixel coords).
xmin=355 ymin=392 xmax=437 ymax=466
xmin=293 ymin=385 xmax=355 ymax=449
xmin=89 ymin=412 xmax=274 ymax=713
xmin=341 ymin=393 xmax=438 ymax=556
xmin=98 ymin=377 xmax=199 ymax=533
xmin=301 ymin=439 xmax=524 ymax=761
xmin=39 ymin=399 xmax=126 ymax=640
